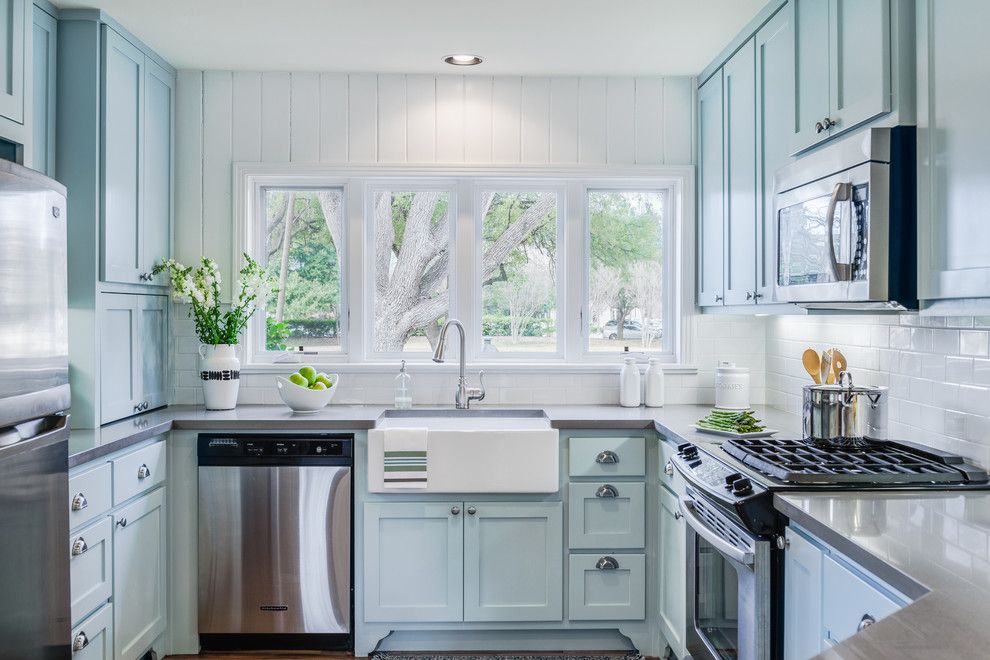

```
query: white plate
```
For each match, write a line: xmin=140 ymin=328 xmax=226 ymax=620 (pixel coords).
xmin=690 ymin=425 xmax=779 ymax=439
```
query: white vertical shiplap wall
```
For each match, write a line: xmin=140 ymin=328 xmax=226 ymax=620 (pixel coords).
xmin=174 ymin=71 xmax=696 ymax=291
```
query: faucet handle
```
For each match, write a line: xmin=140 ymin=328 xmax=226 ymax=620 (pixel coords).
xmin=467 ymin=370 xmax=486 ymax=405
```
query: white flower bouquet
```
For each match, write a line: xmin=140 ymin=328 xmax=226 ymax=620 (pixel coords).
xmin=153 ymin=253 xmax=273 ymax=345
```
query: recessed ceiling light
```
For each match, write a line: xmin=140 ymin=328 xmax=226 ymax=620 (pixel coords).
xmin=444 ymin=54 xmax=483 ymax=66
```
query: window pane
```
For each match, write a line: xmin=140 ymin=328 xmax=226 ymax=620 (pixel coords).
xmin=373 ymin=190 xmax=451 ymax=353
xmin=480 ymin=192 xmax=558 ymax=353
xmin=264 ymin=189 xmax=344 ymax=352
xmin=588 ymin=191 xmax=665 ymax=352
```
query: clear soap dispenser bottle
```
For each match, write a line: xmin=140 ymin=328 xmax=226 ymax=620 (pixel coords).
xmin=394 ymin=360 xmax=412 ymax=409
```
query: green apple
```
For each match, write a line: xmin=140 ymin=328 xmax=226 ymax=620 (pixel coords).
xmin=288 ymin=373 xmax=308 ymax=387
xmin=311 ymin=381 xmax=328 ymax=391
xmin=298 ymin=366 xmax=317 ymax=385
xmin=315 ymin=373 xmax=333 ymax=388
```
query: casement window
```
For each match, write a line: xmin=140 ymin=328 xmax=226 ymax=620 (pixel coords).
xmin=237 ymin=167 xmax=685 ymax=368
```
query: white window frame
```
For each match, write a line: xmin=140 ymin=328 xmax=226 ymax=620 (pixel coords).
xmin=234 ymin=163 xmax=693 ymax=372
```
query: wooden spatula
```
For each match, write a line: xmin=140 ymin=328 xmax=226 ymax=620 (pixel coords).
xmin=802 ymin=348 xmax=821 ymax=384
xmin=832 ymin=348 xmax=848 ymax=380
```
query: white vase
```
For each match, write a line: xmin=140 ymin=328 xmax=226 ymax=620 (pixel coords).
xmin=199 ymin=344 xmax=240 ymax=410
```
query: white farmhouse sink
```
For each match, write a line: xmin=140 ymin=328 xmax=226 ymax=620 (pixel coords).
xmin=367 ymin=409 xmax=559 ymax=493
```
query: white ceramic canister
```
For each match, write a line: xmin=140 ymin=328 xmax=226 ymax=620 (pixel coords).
xmin=714 ymin=361 xmax=750 ymax=410
xmin=199 ymin=344 xmax=241 ymax=410
xmin=620 ymin=357 xmax=641 ymax=407
xmin=644 ymin=358 xmax=665 ymax=407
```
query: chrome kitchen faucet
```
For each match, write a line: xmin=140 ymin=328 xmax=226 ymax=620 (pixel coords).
xmin=432 ymin=319 xmax=486 ymax=409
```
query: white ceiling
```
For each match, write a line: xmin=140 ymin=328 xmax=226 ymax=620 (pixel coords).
xmin=52 ymin=0 xmax=767 ymax=76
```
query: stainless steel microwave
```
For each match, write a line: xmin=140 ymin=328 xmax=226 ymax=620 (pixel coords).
xmin=773 ymin=127 xmax=917 ymax=310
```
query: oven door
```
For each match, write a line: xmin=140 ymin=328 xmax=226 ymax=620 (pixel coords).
xmin=775 ymin=162 xmax=872 ymax=304
xmin=682 ymin=491 xmax=771 ymax=660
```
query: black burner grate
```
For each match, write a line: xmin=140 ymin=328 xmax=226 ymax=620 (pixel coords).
xmin=722 ymin=437 xmax=982 ymax=485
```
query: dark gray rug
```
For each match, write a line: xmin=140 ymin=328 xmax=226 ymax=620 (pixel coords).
xmin=371 ymin=654 xmax=643 ymax=660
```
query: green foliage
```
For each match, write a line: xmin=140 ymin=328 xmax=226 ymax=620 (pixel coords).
xmin=589 ymin=191 xmax=662 ymax=270
xmin=482 ymin=315 xmax=554 ymax=337
xmin=266 ymin=315 xmax=290 ymax=351
xmin=283 ymin=318 xmax=338 ymax=338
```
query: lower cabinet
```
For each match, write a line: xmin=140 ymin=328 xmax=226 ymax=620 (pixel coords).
xmin=113 ymin=487 xmax=167 ymax=660
xmin=821 ymin=554 xmax=900 ymax=647
xmin=70 ymin=516 xmax=113 ymax=624
xmin=568 ymin=553 xmax=645 ymax=621
xmin=568 ymin=482 xmax=646 ymax=549
xmin=782 ymin=526 xmax=823 ymax=660
xmin=71 ymin=602 xmax=113 ymax=660
xmin=657 ymin=484 xmax=687 ymax=658
xmin=364 ymin=501 xmax=563 ymax=624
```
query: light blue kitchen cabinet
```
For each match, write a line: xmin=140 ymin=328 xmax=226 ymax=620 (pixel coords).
xmin=364 ymin=501 xmax=464 ymax=623
xmin=792 ymin=0 xmax=891 ymax=153
xmin=917 ymin=0 xmax=990 ymax=303
xmin=568 ymin=553 xmax=645 ymax=621
xmin=568 ymin=481 xmax=645 ymax=549
xmin=113 ymin=486 xmax=166 ymax=660
xmin=71 ymin=602 xmax=113 ymax=660
xmin=657 ymin=484 xmax=687 ymax=659
xmin=783 ymin=526 xmax=823 ymax=660
xmin=697 ymin=70 xmax=725 ymax=307
xmin=463 ymin=501 xmax=563 ymax=622
xmin=821 ymin=554 xmax=900 ymax=647
xmin=70 ymin=515 xmax=113 ymax=625
xmin=31 ymin=2 xmax=56 ymax=176
xmin=722 ymin=38 xmax=758 ymax=306
xmin=754 ymin=6 xmax=794 ymax=302
xmin=0 ymin=0 xmax=26 ymax=124
xmin=142 ymin=57 xmax=173 ymax=287
xmin=569 ymin=436 xmax=646 ymax=478
xmin=99 ymin=293 xmax=168 ymax=424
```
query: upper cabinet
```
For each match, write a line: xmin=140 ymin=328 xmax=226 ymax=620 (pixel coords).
xmin=697 ymin=71 xmax=725 ymax=307
xmin=0 ymin=0 xmax=26 ymax=124
xmin=31 ymin=2 xmax=55 ymax=176
xmin=917 ymin=0 xmax=990 ymax=304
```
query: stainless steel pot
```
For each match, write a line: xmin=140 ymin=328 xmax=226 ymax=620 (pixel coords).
xmin=803 ymin=372 xmax=888 ymax=445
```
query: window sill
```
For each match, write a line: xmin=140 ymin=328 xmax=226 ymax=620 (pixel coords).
xmin=241 ymin=362 xmax=699 ymax=376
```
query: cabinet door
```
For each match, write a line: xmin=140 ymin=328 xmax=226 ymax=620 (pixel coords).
xmin=99 ymin=293 xmax=138 ymax=424
xmin=755 ymin=6 xmax=794 ymax=303
xmin=31 ymin=4 xmax=56 ymax=175
xmin=828 ymin=0 xmax=890 ymax=131
xmin=364 ymin=501 xmax=463 ymax=622
xmin=568 ymin=481 xmax=646 ymax=549
xmin=792 ymin=0 xmax=831 ymax=152
xmin=141 ymin=58 xmax=173 ymax=284
xmin=917 ymin=0 xmax=990 ymax=300
xmin=697 ymin=70 xmax=725 ymax=306
xmin=783 ymin=526 xmax=824 ymax=660
xmin=113 ymin=488 xmax=166 ymax=660
xmin=101 ymin=26 xmax=144 ymax=285
xmin=822 ymin=554 xmax=901 ymax=646
xmin=0 ymin=0 xmax=25 ymax=123
xmin=136 ymin=295 xmax=168 ymax=410
xmin=657 ymin=485 xmax=687 ymax=659
xmin=722 ymin=38 xmax=758 ymax=306
xmin=463 ymin=501 xmax=563 ymax=622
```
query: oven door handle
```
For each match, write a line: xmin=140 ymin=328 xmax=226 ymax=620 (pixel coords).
xmin=826 ymin=182 xmax=853 ymax=282
xmin=679 ymin=496 xmax=755 ymax=566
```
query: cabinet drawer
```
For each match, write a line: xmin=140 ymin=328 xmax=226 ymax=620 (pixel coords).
xmin=568 ymin=481 xmax=645 ymax=549
xmin=569 ymin=436 xmax=645 ymax=477
xmin=822 ymin=554 xmax=901 ymax=645
xmin=568 ymin=553 xmax=646 ymax=620
xmin=70 ymin=516 xmax=113 ymax=625
xmin=71 ymin=602 xmax=113 ymax=660
xmin=112 ymin=440 xmax=166 ymax=505
xmin=69 ymin=462 xmax=112 ymax=530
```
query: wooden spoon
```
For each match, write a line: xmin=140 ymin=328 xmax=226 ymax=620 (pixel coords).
xmin=821 ymin=349 xmax=833 ymax=385
xmin=802 ymin=348 xmax=822 ymax=384
xmin=832 ymin=348 xmax=848 ymax=380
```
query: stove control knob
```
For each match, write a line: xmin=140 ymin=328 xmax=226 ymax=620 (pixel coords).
xmin=676 ymin=442 xmax=692 ymax=455
xmin=724 ymin=472 xmax=743 ymax=488
xmin=679 ymin=444 xmax=698 ymax=459
xmin=731 ymin=478 xmax=753 ymax=495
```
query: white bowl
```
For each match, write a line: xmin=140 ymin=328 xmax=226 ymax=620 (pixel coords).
xmin=276 ymin=374 xmax=339 ymax=413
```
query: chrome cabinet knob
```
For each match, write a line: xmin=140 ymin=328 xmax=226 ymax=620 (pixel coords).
xmin=857 ymin=614 xmax=877 ymax=632
xmin=596 ymin=556 xmax=619 ymax=570
xmin=815 ymin=120 xmax=826 ymax=134
xmin=72 ymin=631 xmax=89 ymax=652
xmin=595 ymin=450 xmax=619 ymax=464
xmin=71 ymin=493 xmax=88 ymax=511
xmin=137 ymin=463 xmax=151 ymax=480
xmin=664 ymin=460 xmax=674 ymax=477
xmin=71 ymin=537 xmax=88 ymax=557
xmin=746 ymin=291 xmax=753 ymax=300
xmin=595 ymin=484 xmax=618 ymax=498
xmin=673 ymin=511 xmax=683 ymax=521
xmin=467 ymin=506 xmax=477 ymax=515
xmin=116 ymin=517 xmax=127 ymax=528
xmin=776 ymin=535 xmax=790 ymax=550
xmin=450 ymin=506 xmax=461 ymax=516
xmin=714 ymin=294 xmax=723 ymax=303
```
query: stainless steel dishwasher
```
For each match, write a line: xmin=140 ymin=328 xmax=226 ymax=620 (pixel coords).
xmin=198 ymin=433 xmax=353 ymax=651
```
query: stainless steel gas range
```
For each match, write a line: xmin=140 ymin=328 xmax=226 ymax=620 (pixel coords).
xmin=670 ymin=436 xmax=989 ymax=660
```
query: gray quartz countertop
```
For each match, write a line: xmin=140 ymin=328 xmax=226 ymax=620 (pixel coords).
xmin=67 ymin=403 xmax=800 ymax=467
xmin=776 ymin=490 xmax=990 ymax=659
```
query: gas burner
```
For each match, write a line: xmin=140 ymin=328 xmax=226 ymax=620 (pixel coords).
xmin=722 ymin=437 xmax=989 ymax=486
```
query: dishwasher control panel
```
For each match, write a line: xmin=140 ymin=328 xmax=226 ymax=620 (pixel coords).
xmin=198 ymin=433 xmax=353 ymax=462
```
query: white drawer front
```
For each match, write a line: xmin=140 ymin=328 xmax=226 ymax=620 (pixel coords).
xmin=68 ymin=462 xmax=112 ymax=530
xmin=70 ymin=516 xmax=113 ymax=625
xmin=71 ymin=602 xmax=113 ymax=660
xmin=112 ymin=440 xmax=166 ymax=505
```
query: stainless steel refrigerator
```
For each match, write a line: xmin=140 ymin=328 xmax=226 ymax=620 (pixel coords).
xmin=0 ymin=161 xmax=71 ymax=660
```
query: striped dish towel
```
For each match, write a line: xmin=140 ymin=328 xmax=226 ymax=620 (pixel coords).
xmin=383 ymin=428 xmax=428 ymax=489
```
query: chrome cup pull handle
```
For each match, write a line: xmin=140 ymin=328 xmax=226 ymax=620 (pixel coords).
xmin=595 ymin=484 xmax=618 ymax=498
xmin=72 ymin=631 xmax=89 ymax=652
xmin=137 ymin=463 xmax=151 ymax=480
xmin=595 ymin=450 xmax=619 ymax=464
xmin=664 ymin=460 xmax=674 ymax=477
xmin=596 ymin=556 xmax=619 ymax=570
xmin=857 ymin=613 xmax=877 ymax=632
xmin=71 ymin=537 xmax=88 ymax=557
xmin=71 ymin=493 xmax=88 ymax=511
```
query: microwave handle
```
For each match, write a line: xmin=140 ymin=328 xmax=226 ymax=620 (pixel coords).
xmin=826 ymin=182 xmax=853 ymax=281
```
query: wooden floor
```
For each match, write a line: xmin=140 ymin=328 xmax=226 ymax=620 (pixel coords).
xmin=167 ymin=654 xmax=355 ymax=659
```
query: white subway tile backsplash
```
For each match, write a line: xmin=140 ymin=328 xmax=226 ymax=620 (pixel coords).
xmin=961 ymin=330 xmax=990 ymax=357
